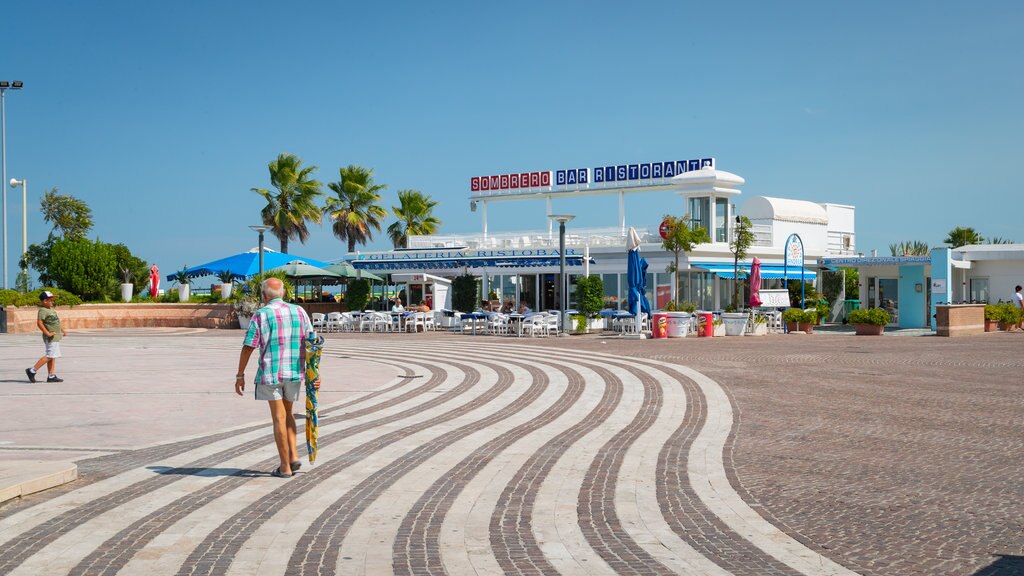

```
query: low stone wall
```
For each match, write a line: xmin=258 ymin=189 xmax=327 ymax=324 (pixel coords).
xmin=3 ymin=303 xmax=238 ymax=333
xmin=935 ymin=304 xmax=984 ymax=337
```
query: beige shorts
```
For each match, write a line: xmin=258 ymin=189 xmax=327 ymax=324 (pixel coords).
xmin=255 ymin=379 xmax=301 ymax=402
xmin=43 ymin=341 xmax=61 ymax=359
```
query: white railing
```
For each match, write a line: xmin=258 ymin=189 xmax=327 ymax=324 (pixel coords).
xmin=407 ymin=226 xmax=652 ymax=250
xmin=826 ymin=231 xmax=857 ymax=256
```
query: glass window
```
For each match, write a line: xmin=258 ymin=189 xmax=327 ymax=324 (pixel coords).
xmin=688 ymin=197 xmax=710 ymax=235
xmin=603 ymin=273 xmax=619 ymax=309
xmin=715 ymin=198 xmax=728 ymax=243
xmin=969 ymin=278 xmax=989 ymax=303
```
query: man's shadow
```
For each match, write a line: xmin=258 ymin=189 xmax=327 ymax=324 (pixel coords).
xmin=972 ymin=555 xmax=1024 ymax=575
xmin=147 ymin=466 xmax=269 ymax=478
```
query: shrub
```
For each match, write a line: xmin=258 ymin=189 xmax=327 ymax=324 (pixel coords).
xmin=48 ymin=238 xmax=116 ymax=301
xmin=848 ymin=308 xmax=890 ymax=326
xmin=572 ymin=314 xmax=587 ymax=333
xmin=345 ymin=279 xmax=370 ymax=312
xmin=678 ymin=301 xmax=697 ymax=313
xmin=452 ymin=273 xmax=477 ymax=313
xmin=984 ymin=304 xmax=1001 ymax=321
xmin=783 ymin=307 xmax=817 ymax=324
xmin=575 ymin=275 xmax=604 ymax=317
xmin=0 ymin=289 xmax=20 ymax=306
xmin=996 ymin=302 xmax=1022 ymax=325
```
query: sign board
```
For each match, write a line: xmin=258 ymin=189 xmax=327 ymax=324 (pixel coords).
xmin=659 ymin=220 xmax=671 ymax=240
xmin=931 ymin=279 xmax=946 ymax=293
xmin=471 ymin=157 xmax=714 ymax=192
xmin=757 ymin=289 xmax=790 ymax=308
xmin=784 ymin=234 xmax=804 ymax=268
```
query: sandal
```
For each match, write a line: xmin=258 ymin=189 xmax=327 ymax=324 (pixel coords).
xmin=271 ymin=467 xmax=292 ymax=478
xmin=291 ymin=460 xmax=302 ymax=472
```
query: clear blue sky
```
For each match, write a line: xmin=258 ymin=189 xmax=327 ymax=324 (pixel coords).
xmin=1 ymin=1 xmax=1021 ymax=287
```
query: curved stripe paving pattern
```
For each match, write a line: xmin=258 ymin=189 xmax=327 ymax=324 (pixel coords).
xmin=0 ymin=338 xmax=860 ymax=576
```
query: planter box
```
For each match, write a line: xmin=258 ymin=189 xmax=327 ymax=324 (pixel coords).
xmin=220 ymin=283 xmax=233 ymax=299
xmin=786 ymin=321 xmax=799 ymax=333
xmin=749 ymin=322 xmax=768 ymax=336
xmin=853 ymin=323 xmax=884 ymax=336
xmin=984 ymin=319 xmax=998 ymax=332
xmin=120 ymin=283 xmax=133 ymax=303
xmin=798 ymin=322 xmax=814 ymax=334
xmin=178 ymin=284 xmax=191 ymax=302
xmin=238 ymin=314 xmax=252 ymax=330
xmin=721 ymin=312 xmax=748 ymax=336
xmin=713 ymin=323 xmax=725 ymax=337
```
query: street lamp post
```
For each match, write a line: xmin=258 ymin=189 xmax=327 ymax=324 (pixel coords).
xmin=548 ymin=214 xmax=575 ymax=333
xmin=0 ymin=80 xmax=24 ymax=290
xmin=249 ymin=225 xmax=272 ymax=278
xmin=9 ymin=178 xmax=26 ymax=283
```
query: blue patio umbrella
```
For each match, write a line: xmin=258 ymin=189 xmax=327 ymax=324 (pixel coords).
xmin=167 ymin=249 xmax=331 ymax=281
xmin=627 ymin=227 xmax=651 ymax=331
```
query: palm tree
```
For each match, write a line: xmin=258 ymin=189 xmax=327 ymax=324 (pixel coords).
xmin=252 ymin=153 xmax=323 ymax=253
xmin=387 ymin=190 xmax=441 ymax=248
xmin=944 ymin=226 xmax=983 ymax=248
xmin=324 ymin=165 xmax=389 ymax=253
xmin=888 ymin=240 xmax=929 ymax=256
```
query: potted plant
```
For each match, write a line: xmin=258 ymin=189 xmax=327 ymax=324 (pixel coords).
xmin=997 ymin=302 xmax=1022 ymax=331
xmin=848 ymin=307 xmax=890 ymax=335
xmin=782 ymin=307 xmax=803 ymax=332
xmin=814 ymin=300 xmax=830 ymax=325
xmin=118 ymin=266 xmax=134 ymax=303
xmin=799 ymin=309 xmax=817 ymax=334
xmin=712 ymin=317 xmax=725 ymax=337
xmin=575 ymin=275 xmax=605 ymax=332
xmin=750 ymin=312 xmax=769 ymax=336
xmin=721 ymin=310 xmax=748 ymax=336
xmin=174 ymin=267 xmax=191 ymax=302
xmin=572 ymin=313 xmax=588 ymax=335
xmin=983 ymin=304 xmax=1000 ymax=332
xmin=217 ymin=270 xmax=234 ymax=300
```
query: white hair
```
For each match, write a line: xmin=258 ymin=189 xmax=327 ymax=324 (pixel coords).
xmin=261 ymin=278 xmax=285 ymax=300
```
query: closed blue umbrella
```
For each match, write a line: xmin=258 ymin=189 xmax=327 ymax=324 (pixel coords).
xmin=627 ymin=227 xmax=651 ymax=333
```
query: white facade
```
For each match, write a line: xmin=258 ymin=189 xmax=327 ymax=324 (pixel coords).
xmin=952 ymin=244 xmax=1024 ymax=304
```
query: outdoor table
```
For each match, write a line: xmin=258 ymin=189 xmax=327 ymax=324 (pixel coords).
xmin=390 ymin=311 xmax=412 ymax=331
xmin=461 ymin=312 xmax=487 ymax=335
xmin=507 ymin=313 xmax=525 ymax=337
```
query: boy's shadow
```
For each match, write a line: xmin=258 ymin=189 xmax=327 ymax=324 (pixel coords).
xmin=147 ymin=466 xmax=269 ymax=478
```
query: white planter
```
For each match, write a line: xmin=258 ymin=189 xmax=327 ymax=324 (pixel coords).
xmin=665 ymin=312 xmax=691 ymax=338
xmin=238 ymin=314 xmax=252 ymax=330
xmin=750 ymin=322 xmax=768 ymax=336
xmin=587 ymin=317 xmax=605 ymax=331
xmin=120 ymin=283 xmax=133 ymax=302
xmin=220 ymin=282 xmax=233 ymax=299
xmin=178 ymin=284 xmax=191 ymax=302
xmin=722 ymin=312 xmax=748 ymax=336
xmin=713 ymin=323 xmax=726 ymax=337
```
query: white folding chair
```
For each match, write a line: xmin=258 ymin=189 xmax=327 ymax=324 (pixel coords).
xmin=424 ymin=311 xmax=437 ymax=331
xmin=311 ymin=313 xmax=326 ymax=332
xmin=406 ymin=312 xmax=426 ymax=333
xmin=487 ymin=313 xmax=510 ymax=335
xmin=325 ymin=312 xmax=342 ymax=332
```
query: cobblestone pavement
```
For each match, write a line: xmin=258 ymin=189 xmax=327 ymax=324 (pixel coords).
xmin=0 ymin=329 xmax=1022 ymax=575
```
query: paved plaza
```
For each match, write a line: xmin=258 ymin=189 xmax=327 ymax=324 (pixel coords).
xmin=0 ymin=328 xmax=1022 ymax=575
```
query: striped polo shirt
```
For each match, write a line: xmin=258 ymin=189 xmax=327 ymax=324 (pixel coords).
xmin=243 ymin=298 xmax=314 ymax=387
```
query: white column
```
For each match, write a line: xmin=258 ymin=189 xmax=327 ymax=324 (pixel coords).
xmin=618 ymin=191 xmax=626 ymax=235
xmin=583 ymin=245 xmax=590 ymax=277
xmin=546 ymin=196 xmax=553 ymax=238
xmin=481 ymin=201 xmax=488 ymax=240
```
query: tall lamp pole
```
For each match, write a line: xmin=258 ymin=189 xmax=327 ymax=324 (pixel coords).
xmin=9 ymin=178 xmax=26 ymax=282
xmin=0 ymin=80 xmax=24 ymax=290
xmin=249 ymin=225 xmax=272 ymax=279
xmin=548 ymin=214 xmax=575 ymax=333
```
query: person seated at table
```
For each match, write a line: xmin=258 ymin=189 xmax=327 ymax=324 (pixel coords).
xmin=518 ymin=301 xmax=532 ymax=314
xmin=391 ymin=298 xmax=405 ymax=313
xmin=500 ymin=300 xmax=515 ymax=314
xmin=479 ymin=300 xmax=491 ymax=312
xmin=409 ymin=301 xmax=431 ymax=313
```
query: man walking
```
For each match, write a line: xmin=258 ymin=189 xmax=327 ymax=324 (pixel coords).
xmin=235 ymin=277 xmax=319 ymax=478
xmin=1013 ymin=285 xmax=1024 ymax=331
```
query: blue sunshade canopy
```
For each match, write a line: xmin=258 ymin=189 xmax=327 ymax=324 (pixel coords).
xmin=168 ymin=250 xmax=330 ymax=281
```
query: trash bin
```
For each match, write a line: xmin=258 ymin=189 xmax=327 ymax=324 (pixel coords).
xmin=696 ymin=311 xmax=714 ymax=337
xmin=651 ymin=313 xmax=668 ymax=339
xmin=665 ymin=312 xmax=691 ymax=338
xmin=843 ymin=299 xmax=860 ymax=322
xmin=0 ymin=305 xmax=6 ymax=333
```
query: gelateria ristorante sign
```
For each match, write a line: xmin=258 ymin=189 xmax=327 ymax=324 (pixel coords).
xmin=358 ymin=248 xmax=582 ymax=261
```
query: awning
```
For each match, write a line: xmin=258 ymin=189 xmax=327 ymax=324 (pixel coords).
xmin=695 ymin=263 xmax=818 ymax=280
xmin=353 ymin=255 xmax=593 ymax=271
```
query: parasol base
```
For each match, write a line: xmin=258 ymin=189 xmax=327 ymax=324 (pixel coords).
xmin=623 ymin=333 xmax=647 ymax=340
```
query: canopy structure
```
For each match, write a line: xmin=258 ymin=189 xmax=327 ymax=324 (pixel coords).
xmin=695 ymin=262 xmax=818 ymax=280
xmin=322 ymin=261 xmax=384 ymax=282
xmin=169 ymin=250 xmax=330 ymax=281
xmin=267 ymin=260 xmax=343 ymax=281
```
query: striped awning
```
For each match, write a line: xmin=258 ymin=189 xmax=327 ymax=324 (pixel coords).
xmin=695 ymin=263 xmax=818 ymax=280
xmin=353 ymin=255 xmax=592 ymax=271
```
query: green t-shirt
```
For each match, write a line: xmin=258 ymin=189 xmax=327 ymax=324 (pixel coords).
xmin=38 ymin=307 xmax=62 ymax=342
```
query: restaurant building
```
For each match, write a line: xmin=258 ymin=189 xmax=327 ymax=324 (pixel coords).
xmin=351 ymin=158 xmax=858 ymax=312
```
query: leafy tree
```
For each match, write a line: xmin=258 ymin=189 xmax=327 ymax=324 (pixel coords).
xmin=452 ymin=273 xmax=478 ymax=312
xmin=40 ymin=188 xmax=93 ymax=240
xmin=324 ymin=165 xmax=389 ymax=253
xmin=22 ymin=237 xmax=56 ymax=286
xmin=48 ymin=237 xmax=116 ymax=301
xmin=109 ymin=243 xmax=149 ymax=287
xmin=387 ymin=189 xmax=441 ymax=248
xmin=252 ymin=153 xmax=323 ymax=253
xmin=888 ymin=240 xmax=929 ymax=256
xmin=660 ymin=214 xmax=709 ymax=308
xmin=345 ymin=278 xmax=370 ymax=311
xmin=575 ymin=275 xmax=605 ymax=317
xmin=728 ymin=216 xmax=756 ymax=307
xmin=14 ymin=271 xmax=32 ymax=293
xmin=944 ymin=226 xmax=983 ymax=248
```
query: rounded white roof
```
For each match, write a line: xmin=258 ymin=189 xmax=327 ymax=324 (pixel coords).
xmin=742 ymin=196 xmax=829 ymax=225
xmin=670 ymin=167 xmax=745 ymax=197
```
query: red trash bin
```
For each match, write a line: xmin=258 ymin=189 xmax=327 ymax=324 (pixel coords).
xmin=651 ymin=313 xmax=668 ymax=339
xmin=697 ymin=311 xmax=714 ymax=337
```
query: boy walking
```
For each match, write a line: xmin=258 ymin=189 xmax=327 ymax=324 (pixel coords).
xmin=26 ymin=291 xmax=66 ymax=383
